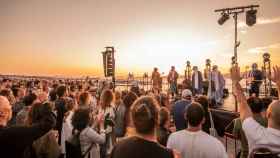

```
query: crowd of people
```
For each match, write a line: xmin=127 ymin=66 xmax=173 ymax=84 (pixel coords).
xmin=0 ymin=65 xmax=280 ymax=158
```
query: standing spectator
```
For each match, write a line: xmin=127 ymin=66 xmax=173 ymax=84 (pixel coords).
xmin=29 ymin=102 xmax=61 ymax=158
xmin=0 ymin=88 xmax=16 ymax=105
xmin=261 ymin=97 xmax=273 ymax=118
xmin=0 ymin=96 xmax=56 ymax=158
xmin=9 ymin=87 xmax=25 ymax=126
xmin=123 ymin=91 xmax=138 ymax=136
xmin=49 ymin=89 xmax=57 ymax=110
xmin=159 ymin=93 xmax=171 ymax=110
xmin=99 ymin=89 xmax=116 ymax=157
xmin=230 ymin=65 xmax=280 ymax=155
xmin=61 ymin=98 xmax=77 ymax=157
xmin=195 ymin=95 xmax=211 ymax=134
xmin=71 ymin=108 xmax=106 ymax=158
xmin=114 ymin=90 xmax=126 ymax=138
xmin=167 ymin=103 xmax=228 ymax=158
xmin=16 ymin=93 xmax=37 ymax=125
xmin=111 ymin=96 xmax=179 ymax=158
xmin=232 ymin=97 xmax=267 ymax=158
xmin=78 ymin=92 xmax=91 ymax=109
xmin=55 ymin=85 xmax=68 ymax=145
xmin=157 ymin=107 xmax=172 ymax=146
xmin=172 ymin=89 xmax=192 ymax=131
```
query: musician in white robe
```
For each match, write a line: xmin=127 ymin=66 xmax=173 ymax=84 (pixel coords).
xmin=210 ymin=65 xmax=225 ymax=105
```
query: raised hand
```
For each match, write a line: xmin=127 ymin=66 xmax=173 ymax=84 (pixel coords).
xmin=272 ymin=66 xmax=280 ymax=87
xmin=230 ymin=65 xmax=242 ymax=84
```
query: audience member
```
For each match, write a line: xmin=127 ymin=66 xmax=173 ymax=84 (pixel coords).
xmin=99 ymin=89 xmax=116 ymax=157
xmin=111 ymin=96 xmax=179 ymax=158
xmin=123 ymin=91 xmax=138 ymax=136
xmin=232 ymin=97 xmax=267 ymax=158
xmin=195 ymin=95 xmax=211 ymax=134
xmin=29 ymin=102 xmax=61 ymax=158
xmin=172 ymin=89 xmax=192 ymax=131
xmin=231 ymin=65 xmax=280 ymax=155
xmin=61 ymin=98 xmax=77 ymax=157
xmin=157 ymin=107 xmax=172 ymax=146
xmin=0 ymin=96 xmax=56 ymax=158
xmin=55 ymin=85 xmax=68 ymax=145
xmin=114 ymin=90 xmax=126 ymax=138
xmin=167 ymin=102 xmax=228 ymax=158
xmin=16 ymin=93 xmax=37 ymax=125
xmin=71 ymin=108 xmax=105 ymax=158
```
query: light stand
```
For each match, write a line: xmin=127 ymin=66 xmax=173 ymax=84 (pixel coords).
xmin=215 ymin=5 xmax=259 ymax=112
xmin=143 ymin=72 xmax=149 ymax=91
xmin=263 ymin=53 xmax=272 ymax=97
xmin=205 ymin=59 xmax=212 ymax=99
xmin=215 ymin=5 xmax=259 ymax=65
xmin=185 ymin=61 xmax=192 ymax=81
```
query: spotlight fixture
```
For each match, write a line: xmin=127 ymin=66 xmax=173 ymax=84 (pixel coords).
xmin=186 ymin=61 xmax=191 ymax=67
xmin=263 ymin=52 xmax=270 ymax=62
xmin=218 ymin=12 xmax=230 ymax=25
xmin=206 ymin=59 xmax=211 ymax=66
xmin=246 ymin=9 xmax=257 ymax=26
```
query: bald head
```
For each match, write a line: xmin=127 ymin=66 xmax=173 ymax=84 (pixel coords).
xmin=0 ymin=96 xmax=12 ymax=126
xmin=267 ymin=100 xmax=280 ymax=128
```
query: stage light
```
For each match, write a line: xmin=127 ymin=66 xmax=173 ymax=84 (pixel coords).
xmin=186 ymin=61 xmax=191 ymax=67
xmin=206 ymin=59 xmax=211 ymax=66
xmin=263 ymin=52 xmax=270 ymax=62
xmin=218 ymin=12 xmax=230 ymax=25
xmin=246 ymin=9 xmax=257 ymax=26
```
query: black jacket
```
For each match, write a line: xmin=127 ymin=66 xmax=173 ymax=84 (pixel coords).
xmin=0 ymin=112 xmax=56 ymax=158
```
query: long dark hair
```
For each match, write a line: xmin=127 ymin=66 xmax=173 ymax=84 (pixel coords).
xmin=72 ymin=108 xmax=91 ymax=131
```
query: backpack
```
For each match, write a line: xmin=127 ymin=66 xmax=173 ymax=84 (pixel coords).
xmin=65 ymin=129 xmax=94 ymax=158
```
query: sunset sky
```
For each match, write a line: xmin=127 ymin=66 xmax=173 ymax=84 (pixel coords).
xmin=0 ymin=0 xmax=280 ymax=77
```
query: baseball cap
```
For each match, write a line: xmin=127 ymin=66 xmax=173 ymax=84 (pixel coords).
xmin=182 ymin=89 xmax=192 ymax=98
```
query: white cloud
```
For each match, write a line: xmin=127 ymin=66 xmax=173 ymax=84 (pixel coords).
xmin=258 ymin=17 xmax=280 ymax=25
xmin=248 ymin=43 xmax=280 ymax=54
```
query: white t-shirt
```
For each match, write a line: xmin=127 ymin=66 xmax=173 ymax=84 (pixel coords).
xmin=242 ymin=117 xmax=280 ymax=153
xmin=167 ymin=130 xmax=228 ymax=158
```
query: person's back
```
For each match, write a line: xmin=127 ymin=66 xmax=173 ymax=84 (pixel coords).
xmin=111 ymin=96 xmax=177 ymax=158
xmin=233 ymin=97 xmax=268 ymax=158
xmin=55 ymin=96 xmax=67 ymax=144
xmin=111 ymin=136 xmax=174 ymax=158
xmin=167 ymin=130 xmax=227 ymax=158
xmin=172 ymin=99 xmax=191 ymax=131
xmin=114 ymin=101 xmax=126 ymax=137
xmin=243 ymin=116 xmax=280 ymax=154
xmin=70 ymin=108 xmax=106 ymax=158
xmin=233 ymin=115 xmax=267 ymax=158
xmin=230 ymin=65 xmax=280 ymax=155
xmin=167 ymin=102 xmax=227 ymax=158
xmin=0 ymin=97 xmax=56 ymax=158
